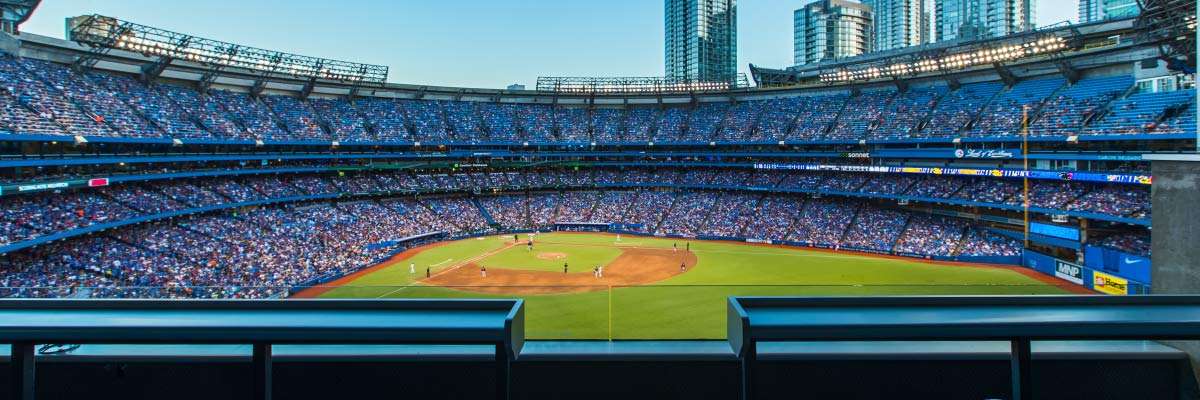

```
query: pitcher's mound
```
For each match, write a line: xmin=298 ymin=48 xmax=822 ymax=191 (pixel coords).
xmin=536 ymin=252 xmax=568 ymax=260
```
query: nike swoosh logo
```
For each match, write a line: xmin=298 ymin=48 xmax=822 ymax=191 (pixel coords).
xmin=1123 ymin=258 xmax=1142 ymax=265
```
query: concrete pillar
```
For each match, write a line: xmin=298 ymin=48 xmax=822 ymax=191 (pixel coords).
xmin=1151 ymin=158 xmax=1200 ymax=292
xmin=1146 ymin=156 xmax=1200 ymax=395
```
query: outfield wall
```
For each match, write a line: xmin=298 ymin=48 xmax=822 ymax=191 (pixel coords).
xmin=555 ymin=224 xmax=1024 ymax=265
xmin=1023 ymin=250 xmax=1150 ymax=295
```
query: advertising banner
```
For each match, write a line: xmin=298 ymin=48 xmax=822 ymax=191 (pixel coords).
xmin=1084 ymin=245 xmax=1152 ymax=284
xmin=1054 ymin=260 xmax=1085 ymax=285
xmin=751 ymin=163 xmax=1151 ymax=185
xmin=1093 ymin=271 xmax=1129 ymax=295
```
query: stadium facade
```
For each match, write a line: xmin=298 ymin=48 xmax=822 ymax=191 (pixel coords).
xmin=664 ymin=0 xmax=738 ymax=83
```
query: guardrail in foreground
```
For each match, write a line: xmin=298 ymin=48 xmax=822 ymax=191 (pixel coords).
xmin=727 ymin=295 xmax=1200 ymax=400
xmin=0 ymin=299 xmax=525 ymax=400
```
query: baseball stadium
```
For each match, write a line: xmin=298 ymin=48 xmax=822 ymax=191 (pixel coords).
xmin=0 ymin=0 xmax=1196 ymax=398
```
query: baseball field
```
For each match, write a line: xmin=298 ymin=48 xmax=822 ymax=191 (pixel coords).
xmin=296 ymin=232 xmax=1086 ymax=339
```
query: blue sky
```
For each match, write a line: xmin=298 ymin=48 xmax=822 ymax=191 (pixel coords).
xmin=21 ymin=0 xmax=1079 ymax=89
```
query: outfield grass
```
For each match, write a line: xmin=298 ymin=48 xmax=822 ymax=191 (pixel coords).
xmin=318 ymin=233 xmax=1074 ymax=339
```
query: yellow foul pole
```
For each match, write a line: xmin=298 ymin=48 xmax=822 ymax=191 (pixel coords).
xmin=1023 ymin=105 xmax=1030 ymax=249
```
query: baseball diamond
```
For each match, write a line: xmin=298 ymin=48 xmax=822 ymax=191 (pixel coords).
xmin=295 ymin=232 xmax=1085 ymax=339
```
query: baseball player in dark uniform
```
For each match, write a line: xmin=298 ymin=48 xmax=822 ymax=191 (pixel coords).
xmin=563 ymin=263 xmax=568 ymax=273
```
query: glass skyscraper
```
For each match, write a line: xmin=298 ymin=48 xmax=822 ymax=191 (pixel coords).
xmin=665 ymin=0 xmax=738 ymax=83
xmin=863 ymin=0 xmax=930 ymax=53
xmin=935 ymin=0 xmax=1035 ymax=42
xmin=1079 ymin=0 xmax=1140 ymax=23
xmin=794 ymin=0 xmax=874 ymax=66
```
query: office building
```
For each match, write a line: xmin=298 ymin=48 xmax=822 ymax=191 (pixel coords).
xmin=863 ymin=0 xmax=929 ymax=52
xmin=1079 ymin=0 xmax=1140 ymax=23
xmin=935 ymin=0 xmax=1035 ymax=42
xmin=665 ymin=0 xmax=738 ymax=83
xmin=794 ymin=0 xmax=874 ymax=66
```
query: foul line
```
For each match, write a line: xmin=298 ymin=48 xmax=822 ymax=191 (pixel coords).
xmin=429 ymin=258 xmax=454 ymax=267
xmin=376 ymin=242 xmax=516 ymax=299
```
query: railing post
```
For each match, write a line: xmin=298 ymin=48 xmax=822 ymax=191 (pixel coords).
xmin=495 ymin=343 xmax=510 ymax=400
xmin=10 ymin=342 xmax=34 ymax=400
xmin=1010 ymin=338 xmax=1032 ymax=400
xmin=741 ymin=339 xmax=756 ymax=400
xmin=252 ymin=343 xmax=273 ymax=400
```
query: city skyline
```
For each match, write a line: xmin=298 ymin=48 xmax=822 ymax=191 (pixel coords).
xmin=19 ymin=0 xmax=1080 ymax=88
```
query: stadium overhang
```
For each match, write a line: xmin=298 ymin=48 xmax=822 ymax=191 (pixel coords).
xmin=535 ymin=75 xmax=752 ymax=95
xmin=754 ymin=18 xmax=1141 ymax=88
xmin=1136 ymin=0 xmax=1196 ymax=73
xmin=65 ymin=14 xmax=389 ymax=85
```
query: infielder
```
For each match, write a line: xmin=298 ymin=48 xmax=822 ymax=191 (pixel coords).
xmin=481 ymin=265 xmax=487 ymax=278
xmin=680 ymin=262 xmax=686 ymax=272
xmin=673 ymin=242 xmax=678 ymax=252
xmin=410 ymin=262 xmax=415 ymax=274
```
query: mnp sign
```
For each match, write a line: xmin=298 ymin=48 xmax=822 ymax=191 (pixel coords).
xmin=1093 ymin=271 xmax=1129 ymax=295
xmin=1054 ymin=260 xmax=1084 ymax=285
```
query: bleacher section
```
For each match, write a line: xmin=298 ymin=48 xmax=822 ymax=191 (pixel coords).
xmin=0 ymin=53 xmax=1182 ymax=144
xmin=1086 ymin=89 xmax=1197 ymax=135
xmin=968 ymin=77 xmax=1065 ymax=138
xmin=923 ymin=82 xmax=1005 ymax=138
xmin=1030 ymin=75 xmax=1133 ymax=136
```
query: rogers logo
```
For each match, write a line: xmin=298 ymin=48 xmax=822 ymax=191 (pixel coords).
xmin=1094 ymin=276 xmax=1106 ymax=285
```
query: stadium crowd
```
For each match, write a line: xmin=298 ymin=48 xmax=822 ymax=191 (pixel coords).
xmin=2 ymin=176 xmax=1120 ymax=298
xmin=0 ymin=166 xmax=1155 ymax=248
xmin=0 ymin=52 xmax=1191 ymax=144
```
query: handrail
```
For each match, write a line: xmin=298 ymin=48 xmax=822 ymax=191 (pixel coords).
xmin=727 ymin=295 xmax=1200 ymax=400
xmin=0 ymin=298 xmax=525 ymax=400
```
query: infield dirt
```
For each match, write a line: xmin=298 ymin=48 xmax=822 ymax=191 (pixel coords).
xmin=423 ymin=247 xmax=699 ymax=294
